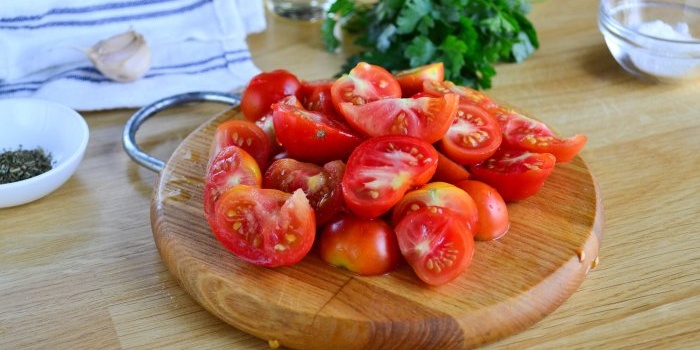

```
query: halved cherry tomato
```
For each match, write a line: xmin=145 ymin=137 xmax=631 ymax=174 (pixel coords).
xmin=455 ymin=180 xmax=510 ymax=241
xmin=439 ymin=103 xmax=503 ymax=165
xmin=241 ymin=69 xmax=301 ymax=122
xmin=318 ymin=213 xmax=401 ymax=276
xmin=391 ymin=182 xmax=478 ymax=230
xmin=299 ymin=79 xmax=340 ymax=120
xmin=394 ymin=206 xmax=474 ymax=286
xmin=498 ymin=110 xmax=587 ymax=163
xmin=338 ymin=93 xmax=459 ymax=143
xmin=203 ymin=146 xmax=262 ymax=218
xmin=342 ymin=135 xmax=439 ymax=218
xmin=211 ymin=119 xmax=271 ymax=169
xmin=394 ymin=62 xmax=445 ymax=97
xmin=210 ymin=186 xmax=315 ymax=267
xmin=254 ymin=114 xmax=284 ymax=155
xmin=423 ymin=80 xmax=499 ymax=111
xmin=431 ymin=151 xmax=471 ymax=184
xmin=330 ymin=62 xmax=401 ymax=112
xmin=470 ymin=148 xmax=556 ymax=202
xmin=263 ymin=158 xmax=345 ymax=226
xmin=272 ymin=96 xmax=364 ymax=164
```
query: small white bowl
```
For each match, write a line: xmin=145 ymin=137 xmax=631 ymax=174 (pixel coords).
xmin=0 ymin=98 xmax=89 ymax=208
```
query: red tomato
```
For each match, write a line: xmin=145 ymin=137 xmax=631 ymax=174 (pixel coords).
xmin=423 ymin=80 xmax=499 ymax=111
xmin=263 ymin=158 xmax=345 ymax=226
xmin=470 ymin=148 xmax=556 ymax=202
xmin=498 ymin=111 xmax=587 ymax=163
xmin=210 ymin=186 xmax=315 ymax=267
xmin=394 ymin=206 xmax=474 ymax=286
xmin=299 ymin=79 xmax=339 ymax=119
xmin=455 ymin=180 xmax=510 ymax=241
xmin=203 ymin=146 xmax=262 ymax=218
xmin=241 ymin=69 xmax=301 ymax=122
xmin=272 ymin=97 xmax=364 ymax=164
xmin=391 ymin=182 xmax=478 ymax=231
xmin=212 ymin=119 xmax=271 ymax=168
xmin=338 ymin=94 xmax=459 ymax=143
xmin=330 ymin=62 xmax=402 ymax=112
xmin=439 ymin=103 xmax=503 ymax=165
xmin=318 ymin=213 xmax=401 ymax=276
xmin=394 ymin=62 xmax=445 ymax=97
xmin=431 ymin=151 xmax=471 ymax=184
xmin=342 ymin=135 xmax=439 ymax=218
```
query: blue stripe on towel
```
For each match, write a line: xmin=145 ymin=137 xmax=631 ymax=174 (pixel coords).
xmin=0 ymin=0 xmax=212 ymax=29
xmin=0 ymin=0 xmax=179 ymax=23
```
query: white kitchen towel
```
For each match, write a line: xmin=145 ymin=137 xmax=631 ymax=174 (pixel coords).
xmin=0 ymin=0 xmax=266 ymax=110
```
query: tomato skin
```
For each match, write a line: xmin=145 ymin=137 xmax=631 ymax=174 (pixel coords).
xmin=263 ymin=158 xmax=345 ymax=226
xmin=330 ymin=62 xmax=402 ymax=112
xmin=212 ymin=119 xmax=271 ymax=169
xmin=241 ymin=69 xmax=301 ymax=122
xmin=498 ymin=111 xmax=587 ymax=163
xmin=394 ymin=62 xmax=445 ymax=97
xmin=318 ymin=213 xmax=401 ymax=276
xmin=394 ymin=206 xmax=474 ymax=286
xmin=439 ymin=103 xmax=503 ymax=165
xmin=203 ymin=146 xmax=262 ymax=218
xmin=338 ymin=93 xmax=459 ymax=143
xmin=470 ymin=148 xmax=556 ymax=202
xmin=391 ymin=182 xmax=478 ymax=230
xmin=272 ymin=97 xmax=364 ymax=164
xmin=299 ymin=79 xmax=340 ymax=120
xmin=211 ymin=186 xmax=315 ymax=267
xmin=342 ymin=135 xmax=439 ymax=218
xmin=455 ymin=180 xmax=510 ymax=241
xmin=431 ymin=151 xmax=471 ymax=184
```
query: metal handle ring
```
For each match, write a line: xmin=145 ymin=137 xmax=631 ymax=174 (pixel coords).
xmin=122 ymin=91 xmax=241 ymax=173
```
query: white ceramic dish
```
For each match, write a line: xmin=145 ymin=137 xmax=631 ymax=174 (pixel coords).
xmin=0 ymin=98 xmax=89 ymax=208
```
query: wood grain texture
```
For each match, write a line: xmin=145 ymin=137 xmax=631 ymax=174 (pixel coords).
xmin=2 ymin=1 xmax=699 ymax=349
xmin=150 ymin=107 xmax=602 ymax=349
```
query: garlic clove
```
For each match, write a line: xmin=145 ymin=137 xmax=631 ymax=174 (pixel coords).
xmin=86 ymin=30 xmax=152 ymax=83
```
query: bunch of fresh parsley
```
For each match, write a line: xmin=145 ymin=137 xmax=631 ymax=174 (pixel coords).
xmin=322 ymin=0 xmax=539 ymax=89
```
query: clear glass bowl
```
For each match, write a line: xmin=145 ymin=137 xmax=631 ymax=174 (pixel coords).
xmin=599 ymin=0 xmax=700 ymax=82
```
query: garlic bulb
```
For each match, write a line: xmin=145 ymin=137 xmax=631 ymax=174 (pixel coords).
xmin=85 ymin=30 xmax=152 ymax=82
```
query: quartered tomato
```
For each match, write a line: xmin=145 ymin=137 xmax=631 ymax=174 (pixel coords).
xmin=212 ymin=119 xmax=271 ymax=168
xmin=439 ymin=103 xmax=502 ymax=165
xmin=423 ymin=80 xmax=500 ymax=111
xmin=330 ymin=62 xmax=401 ymax=112
xmin=498 ymin=110 xmax=587 ymax=163
xmin=431 ymin=151 xmax=471 ymax=184
xmin=338 ymin=93 xmax=459 ymax=143
xmin=263 ymin=158 xmax=345 ymax=226
xmin=391 ymin=182 xmax=478 ymax=230
xmin=299 ymin=79 xmax=339 ymax=120
xmin=470 ymin=147 xmax=556 ymax=202
xmin=210 ymin=186 xmax=315 ymax=267
xmin=394 ymin=62 xmax=445 ymax=97
xmin=203 ymin=146 xmax=262 ymax=218
xmin=318 ymin=213 xmax=400 ymax=276
xmin=455 ymin=180 xmax=510 ymax=241
xmin=342 ymin=135 xmax=439 ymax=218
xmin=272 ymin=96 xmax=364 ymax=164
xmin=241 ymin=69 xmax=301 ymax=122
xmin=394 ymin=206 xmax=474 ymax=286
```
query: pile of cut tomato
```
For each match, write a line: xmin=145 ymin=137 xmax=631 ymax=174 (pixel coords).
xmin=203 ymin=62 xmax=587 ymax=286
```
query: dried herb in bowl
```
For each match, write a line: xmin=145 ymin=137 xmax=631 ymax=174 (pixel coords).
xmin=322 ymin=0 xmax=539 ymax=90
xmin=0 ymin=146 xmax=53 ymax=184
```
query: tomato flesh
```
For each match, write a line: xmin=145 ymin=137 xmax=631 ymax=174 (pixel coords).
xmin=212 ymin=119 xmax=271 ymax=169
xmin=394 ymin=206 xmax=474 ymax=286
xmin=394 ymin=62 xmax=445 ymax=97
xmin=330 ymin=62 xmax=402 ymax=112
xmin=211 ymin=186 xmax=315 ymax=267
xmin=319 ymin=213 xmax=400 ymax=276
xmin=203 ymin=146 xmax=262 ymax=218
xmin=455 ymin=180 xmax=510 ymax=241
xmin=391 ymin=182 xmax=478 ymax=231
xmin=439 ymin=103 xmax=503 ymax=165
xmin=342 ymin=135 xmax=439 ymax=218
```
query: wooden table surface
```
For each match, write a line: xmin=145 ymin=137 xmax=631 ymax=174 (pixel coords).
xmin=1 ymin=0 xmax=698 ymax=349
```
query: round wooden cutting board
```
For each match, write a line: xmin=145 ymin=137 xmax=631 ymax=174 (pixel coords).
xmin=150 ymin=107 xmax=603 ymax=350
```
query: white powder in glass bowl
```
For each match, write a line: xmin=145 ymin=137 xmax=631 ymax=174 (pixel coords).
xmin=630 ymin=20 xmax=699 ymax=78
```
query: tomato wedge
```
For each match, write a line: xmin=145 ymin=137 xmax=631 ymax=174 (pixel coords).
xmin=342 ymin=135 xmax=439 ymax=218
xmin=394 ymin=206 xmax=474 ymax=286
xmin=330 ymin=62 xmax=402 ymax=112
xmin=210 ymin=186 xmax=315 ymax=267
xmin=470 ymin=148 xmax=556 ymax=202
xmin=338 ymin=93 xmax=459 ymax=143
xmin=394 ymin=62 xmax=445 ymax=97
xmin=272 ymin=97 xmax=364 ymax=164
xmin=203 ymin=146 xmax=262 ymax=218
xmin=211 ymin=119 xmax=271 ymax=169
xmin=299 ymin=79 xmax=340 ymax=120
xmin=431 ymin=151 xmax=471 ymax=184
xmin=391 ymin=182 xmax=478 ymax=230
xmin=423 ymin=80 xmax=499 ymax=111
xmin=498 ymin=110 xmax=587 ymax=163
xmin=439 ymin=103 xmax=503 ymax=165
